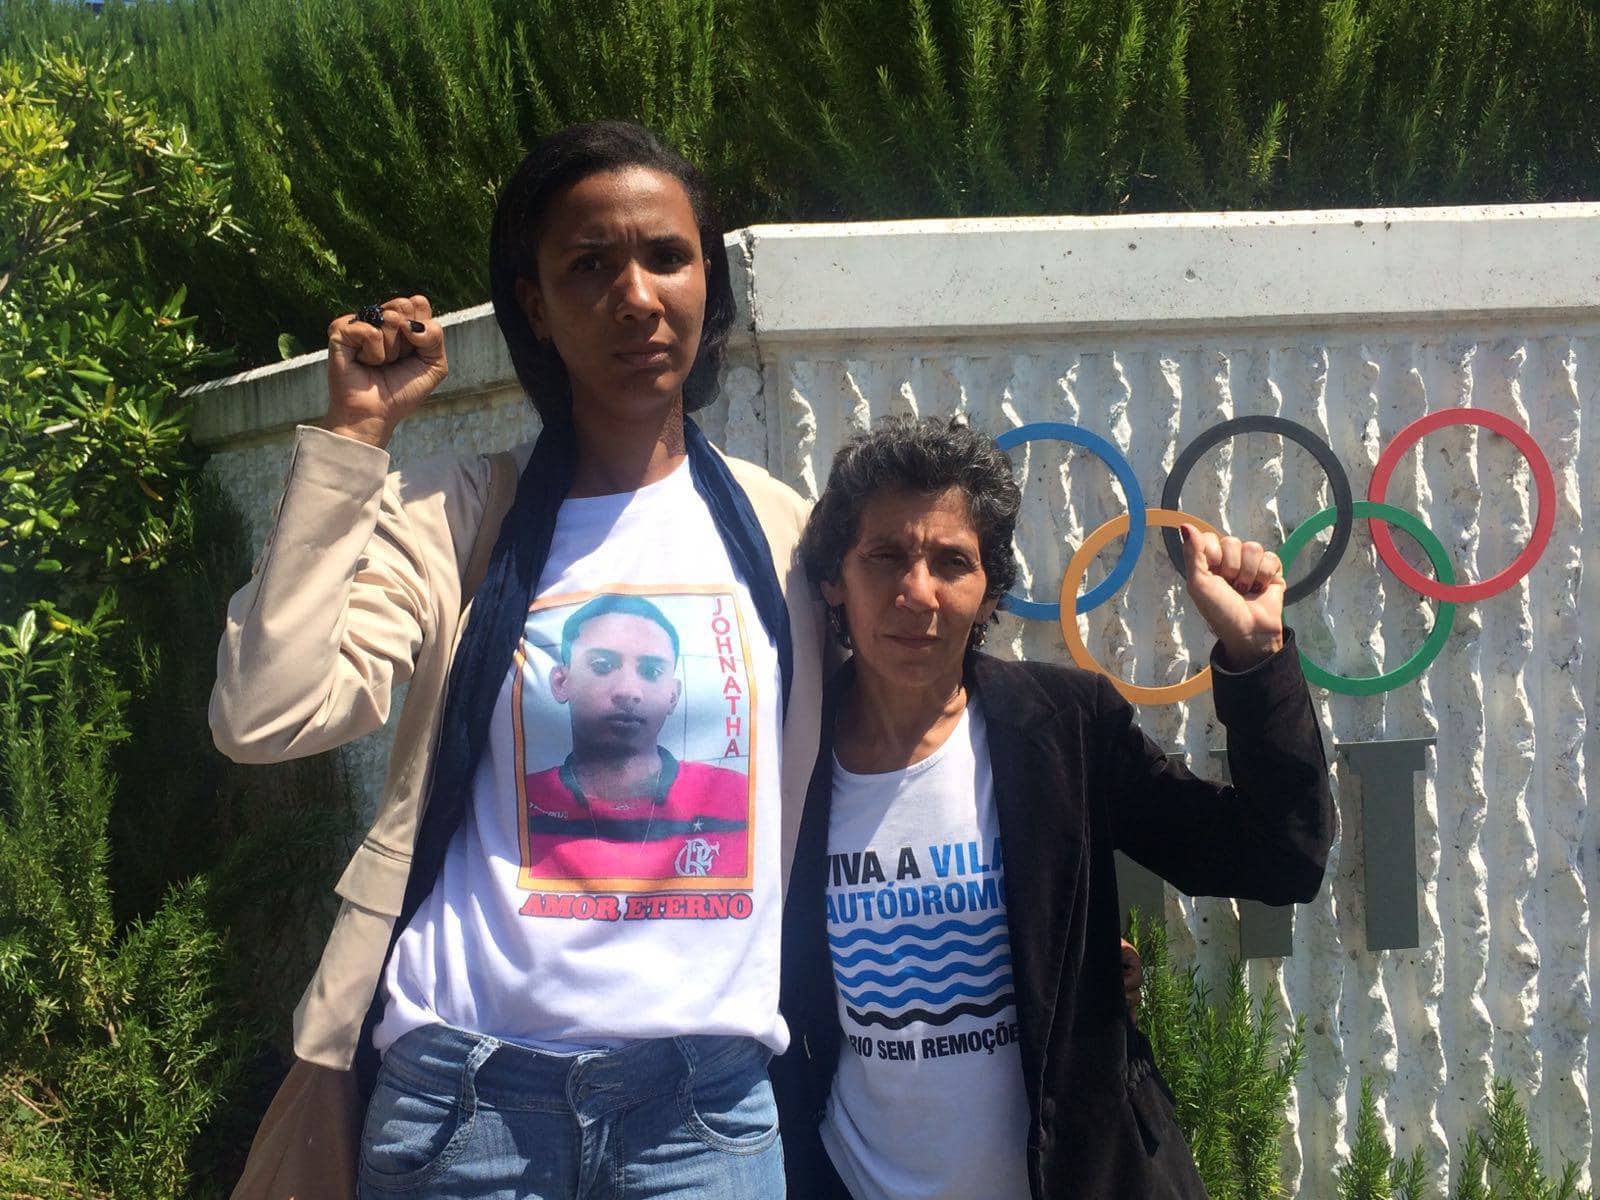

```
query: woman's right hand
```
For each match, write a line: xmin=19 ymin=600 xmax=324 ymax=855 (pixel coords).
xmin=323 ymin=294 xmax=449 ymax=447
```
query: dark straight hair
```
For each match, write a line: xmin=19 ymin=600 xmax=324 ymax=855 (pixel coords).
xmin=488 ymin=120 xmax=736 ymax=425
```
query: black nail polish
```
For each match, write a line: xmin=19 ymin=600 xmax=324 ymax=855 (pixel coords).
xmin=409 ymin=320 xmax=425 ymax=333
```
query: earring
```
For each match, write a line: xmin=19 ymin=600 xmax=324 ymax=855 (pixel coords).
xmin=827 ymin=605 xmax=852 ymax=650
xmin=968 ymin=622 xmax=988 ymax=650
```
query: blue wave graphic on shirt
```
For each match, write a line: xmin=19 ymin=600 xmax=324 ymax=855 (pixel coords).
xmin=830 ymin=930 xmax=1010 ymax=970
xmin=838 ymin=973 xmax=1014 ymax=1011
xmin=833 ymin=950 xmax=1011 ymax=991
xmin=828 ymin=913 xmax=1008 ymax=949
xmin=828 ymin=907 xmax=1015 ymax=1029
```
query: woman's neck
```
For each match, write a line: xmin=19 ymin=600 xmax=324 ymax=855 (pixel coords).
xmin=835 ymin=660 xmax=969 ymax=775
xmin=567 ymin=394 xmax=687 ymax=498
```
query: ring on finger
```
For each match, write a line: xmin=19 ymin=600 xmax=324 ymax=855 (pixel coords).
xmin=355 ymin=304 xmax=386 ymax=328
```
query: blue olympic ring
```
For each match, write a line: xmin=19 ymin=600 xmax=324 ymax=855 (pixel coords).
xmin=994 ymin=422 xmax=1146 ymax=619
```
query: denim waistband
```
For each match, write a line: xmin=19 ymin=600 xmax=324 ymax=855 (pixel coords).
xmin=378 ymin=1023 xmax=765 ymax=1117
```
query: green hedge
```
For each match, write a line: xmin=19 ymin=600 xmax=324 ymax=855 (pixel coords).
xmin=2 ymin=0 xmax=1596 ymax=366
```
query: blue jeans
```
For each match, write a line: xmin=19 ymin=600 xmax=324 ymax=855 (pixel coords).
xmin=358 ymin=1024 xmax=785 ymax=1199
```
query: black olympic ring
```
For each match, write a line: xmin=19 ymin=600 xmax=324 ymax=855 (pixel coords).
xmin=1158 ymin=415 xmax=1355 ymax=606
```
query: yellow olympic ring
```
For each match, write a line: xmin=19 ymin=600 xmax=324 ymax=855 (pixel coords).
xmin=1057 ymin=508 xmax=1221 ymax=706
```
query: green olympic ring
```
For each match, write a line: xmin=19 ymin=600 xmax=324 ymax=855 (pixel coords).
xmin=1277 ymin=500 xmax=1458 ymax=696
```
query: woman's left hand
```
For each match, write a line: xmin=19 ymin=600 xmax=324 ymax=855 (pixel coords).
xmin=1179 ymin=524 xmax=1286 ymax=669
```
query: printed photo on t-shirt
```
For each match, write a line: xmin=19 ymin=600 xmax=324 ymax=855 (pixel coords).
xmin=512 ymin=585 xmax=758 ymax=894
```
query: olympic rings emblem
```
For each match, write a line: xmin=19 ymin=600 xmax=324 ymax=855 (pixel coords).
xmin=998 ymin=409 xmax=1556 ymax=704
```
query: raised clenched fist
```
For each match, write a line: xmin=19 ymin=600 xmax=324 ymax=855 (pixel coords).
xmin=322 ymin=295 xmax=448 ymax=448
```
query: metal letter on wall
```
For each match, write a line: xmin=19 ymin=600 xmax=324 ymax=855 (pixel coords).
xmin=1116 ymin=752 xmax=1294 ymax=957
xmin=1114 ymin=754 xmax=1187 ymax=937
xmin=1210 ymin=749 xmax=1295 ymax=959
xmin=1116 ymin=849 xmax=1166 ymax=936
xmin=1117 ymin=741 xmax=1431 ymax=956
xmin=1337 ymin=737 xmax=1433 ymax=951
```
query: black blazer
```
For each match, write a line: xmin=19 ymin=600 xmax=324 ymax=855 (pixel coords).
xmin=774 ymin=636 xmax=1335 ymax=1200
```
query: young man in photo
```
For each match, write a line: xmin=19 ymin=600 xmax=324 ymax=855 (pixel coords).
xmin=525 ymin=593 xmax=750 ymax=882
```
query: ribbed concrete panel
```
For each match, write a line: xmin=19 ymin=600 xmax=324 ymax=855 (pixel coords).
xmin=194 ymin=207 xmax=1598 ymax=1197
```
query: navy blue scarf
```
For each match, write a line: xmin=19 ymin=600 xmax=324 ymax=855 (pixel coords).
xmin=393 ymin=416 xmax=793 ymax=939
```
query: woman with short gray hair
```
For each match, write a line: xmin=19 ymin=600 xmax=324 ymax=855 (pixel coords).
xmin=772 ymin=414 xmax=1334 ymax=1200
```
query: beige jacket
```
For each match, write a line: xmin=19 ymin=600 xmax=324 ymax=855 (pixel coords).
xmin=211 ymin=424 xmax=824 ymax=1069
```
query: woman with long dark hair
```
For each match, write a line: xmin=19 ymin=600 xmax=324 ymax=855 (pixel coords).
xmin=213 ymin=121 xmax=822 ymax=1199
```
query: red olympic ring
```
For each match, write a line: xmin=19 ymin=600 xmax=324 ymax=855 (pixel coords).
xmin=1367 ymin=408 xmax=1556 ymax=604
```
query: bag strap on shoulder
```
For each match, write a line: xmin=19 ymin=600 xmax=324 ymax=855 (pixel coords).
xmin=462 ymin=450 xmax=518 ymax=609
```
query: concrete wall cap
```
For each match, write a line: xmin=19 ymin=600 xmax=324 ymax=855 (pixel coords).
xmin=190 ymin=302 xmax=507 ymax=447
xmin=190 ymin=204 xmax=1600 ymax=446
xmin=743 ymin=203 xmax=1600 ymax=337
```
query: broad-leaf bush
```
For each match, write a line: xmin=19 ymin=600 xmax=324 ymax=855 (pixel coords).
xmin=0 ymin=43 xmax=241 ymax=633
xmin=0 ymin=45 xmax=359 ymax=1197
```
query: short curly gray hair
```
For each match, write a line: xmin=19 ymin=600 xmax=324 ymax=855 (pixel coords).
xmin=800 ymin=415 xmax=1021 ymax=604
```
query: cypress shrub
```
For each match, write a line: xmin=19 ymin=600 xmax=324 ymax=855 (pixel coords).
xmin=736 ymin=0 xmax=1213 ymax=216
xmin=126 ymin=483 xmax=361 ymax=1192
xmin=0 ymin=483 xmax=360 ymax=1198
xmin=743 ymin=0 xmax=1600 ymax=218
xmin=0 ymin=659 xmax=237 ymax=1197
xmin=1133 ymin=913 xmax=1305 ymax=1199
xmin=1337 ymin=1077 xmax=1590 ymax=1200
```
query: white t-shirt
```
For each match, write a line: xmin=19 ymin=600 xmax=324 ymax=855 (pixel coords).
xmin=377 ymin=459 xmax=786 ymax=1053
xmin=820 ymin=704 xmax=1032 ymax=1200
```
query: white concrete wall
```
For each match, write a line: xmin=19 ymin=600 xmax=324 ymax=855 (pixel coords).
xmin=193 ymin=204 xmax=1600 ymax=1196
